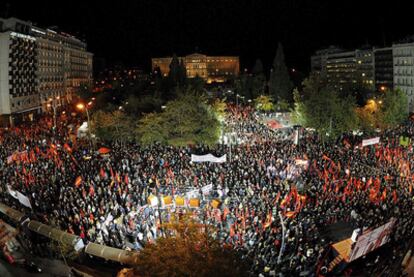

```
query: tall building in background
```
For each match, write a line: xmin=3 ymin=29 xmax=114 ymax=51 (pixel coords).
xmin=325 ymin=48 xmax=374 ymax=91
xmin=0 ymin=17 xmax=93 ymax=126
xmin=152 ymin=53 xmax=239 ymax=83
xmin=392 ymin=42 xmax=414 ymax=111
xmin=310 ymin=46 xmax=343 ymax=79
xmin=373 ymin=47 xmax=393 ymax=92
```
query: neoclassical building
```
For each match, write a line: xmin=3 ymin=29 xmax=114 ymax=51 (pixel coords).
xmin=152 ymin=53 xmax=239 ymax=83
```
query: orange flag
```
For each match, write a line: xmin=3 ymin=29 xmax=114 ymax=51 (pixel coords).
xmin=75 ymin=176 xmax=83 ymax=187
xmin=285 ymin=211 xmax=297 ymax=218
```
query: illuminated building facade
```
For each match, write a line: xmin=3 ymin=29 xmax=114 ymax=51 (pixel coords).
xmin=393 ymin=42 xmax=414 ymax=111
xmin=152 ymin=53 xmax=239 ymax=83
xmin=325 ymin=49 xmax=374 ymax=91
xmin=0 ymin=17 xmax=93 ymax=126
xmin=310 ymin=46 xmax=343 ymax=79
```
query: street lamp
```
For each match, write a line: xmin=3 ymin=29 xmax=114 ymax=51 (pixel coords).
xmin=47 ymin=96 xmax=59 ymax=131
xmin=76 ymin=103 xmax=92 ymax=145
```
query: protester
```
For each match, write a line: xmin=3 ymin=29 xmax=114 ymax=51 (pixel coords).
xmin=0 ymin=106 xmax=413 ymax=276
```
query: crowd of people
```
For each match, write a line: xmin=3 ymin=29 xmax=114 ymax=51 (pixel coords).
xmin=0 ymin=105 xmax=413 ymax=276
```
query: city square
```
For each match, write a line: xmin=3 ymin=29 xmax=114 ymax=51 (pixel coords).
xmin=0 ymin=1 xmax=413 ymax=277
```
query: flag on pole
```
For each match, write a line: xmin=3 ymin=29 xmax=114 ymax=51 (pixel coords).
xmin=75 ymin=176 xmax=83 ymax=187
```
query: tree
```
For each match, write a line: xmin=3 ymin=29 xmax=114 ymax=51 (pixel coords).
xmin=379 ymin=89 xmax=408 ymax=127
xmin=136 ymin=89 xmax=221 ymax=146
xmin=356 ymin=106 xmax=376 ymax=133
xmin=124 ymin=94 xmax=163 ymax=116
xmin=168 ymin=54 xmax=187 ymax=88
xmin=91 ymin=110 xmax=135 ymax=144
xmin=252 ymin=59 xmax=264 ymax=75
xmin=131 ymin=216 xmax=249 ymax=277
xmin=255 ymin=95 xmax=274 ymax=112
xmin=268 ymin=43 xmax=293 ymax=102
xmin=293 ymin=85 xmax=359 ymax=139
xmin=163 ymin=93 xmax=220 ymax=146
xmin=186 ymin=75 xmax=205 ymax=92
xmin=136 ymin=112 xmax=168 ymax=145
xmin=234 ymin=73 xmax=251 ymax=99
xmin=251 ymin=59 xmax=266 ymax=98
xmin=211 ymin=98 xmax=227 ymax=122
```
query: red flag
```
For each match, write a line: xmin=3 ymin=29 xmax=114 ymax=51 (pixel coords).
xmin=273 ymin=191 xmax=281 ymax=205
xmin=89 ymin=185 xmax=95 ymax=196
xmin=381 ymin=189 xmax=387 ymax=201
xmin=392 ymin=190 xmax=398 ymax=203
xmin=285 ymin=211 xmax=297 ymax=218
xmin=98 ymin=147 xmax=111 ymax=154
xmin=322 ymin=154 xmax=331 ymax=162
xmin=100 ymin=168 xmax=106 ymax=179
xmin=75 ymin=176 xmax=83 ymax=187
xmin=63 ymin=143 xmax=72 ymax=153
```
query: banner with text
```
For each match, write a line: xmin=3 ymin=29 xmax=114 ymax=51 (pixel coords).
xmin=362 ymin=137 xmax=380 ymax=147
xmin=191 ymin=154 xmax=227 ymax=163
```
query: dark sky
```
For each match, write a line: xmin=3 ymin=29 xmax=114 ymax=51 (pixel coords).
xmin=4 ymin=0 xmax=414 ymax=73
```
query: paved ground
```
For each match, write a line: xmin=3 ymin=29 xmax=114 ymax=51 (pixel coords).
xmin=0 ymin=257 xmax=70 ymax=277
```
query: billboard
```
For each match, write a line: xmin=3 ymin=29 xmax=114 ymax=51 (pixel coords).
xmin=348 ymin=218 xmax=396 ymax=261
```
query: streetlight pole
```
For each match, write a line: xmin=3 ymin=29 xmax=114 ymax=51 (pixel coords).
xmin=277 ymin=211 xmax=286 ymax=264
xmin=76 ymin=103 xmax=93 ymax=148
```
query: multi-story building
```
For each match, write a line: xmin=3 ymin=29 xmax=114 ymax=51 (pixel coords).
xmin=324 ymin=48 xmax=374 ymax=91
xmin=151 ymin=53 xmax=239 ymax=83
xmin=0 ymin=17 xmax=93 ymax=126
xmin=310 ymin=46 xmax=343 ymax=79
xmin=373 ymin=47 xmax=393 ymax=92
xmin=94 ymin=66 xmax=149 ymax=93
xmin=393 ymin=42 xmax=414 ymax=111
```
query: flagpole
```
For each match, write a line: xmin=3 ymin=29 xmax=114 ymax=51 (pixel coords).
xmin=277 ymin=211 xmax=286 ymax=264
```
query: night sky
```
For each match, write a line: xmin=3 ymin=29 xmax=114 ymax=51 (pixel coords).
xmin=4 ymin=0 xmax=414 ymax=73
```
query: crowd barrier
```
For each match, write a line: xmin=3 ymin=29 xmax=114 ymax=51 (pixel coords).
xmin=85 ymin=242 xmax=139 ymax=265
xmin=0 ymin=203 xmax=25 ymax=222
xmin=0 ymin=202 xmax=138 ymax=265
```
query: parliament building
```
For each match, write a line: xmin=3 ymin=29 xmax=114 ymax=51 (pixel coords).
xmin=151 ymin=53 xmax=239 ymax=83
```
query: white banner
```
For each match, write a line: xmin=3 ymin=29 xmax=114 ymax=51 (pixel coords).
xmin=17 ymin=191 xmax=32 ymax=209
xmin=201 ymin=184 xmax=213 ymax=195
xmin=295 ymin=159 xmax=309 ymax=167
xmin=191 ymin=154 xmax=226 ymax=163
xmin=362 ymin=137 xmax=380 ymax=147
xmin=74 ymin=238 xmax=85 ymax=251
xmin=7 ymin=185 xmax=19 ymax=199
xmin=349 ymin=218 xmax=396 ymax=261
xmin=185 ymin=189 xmax=199 ymax=199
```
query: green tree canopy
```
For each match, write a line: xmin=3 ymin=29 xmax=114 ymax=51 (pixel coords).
xmin=293 ymin=83 xmax=359 ymax=139
xmin=91 ymin=110 xmax=135 ymax=144
xmin=379 ymin=88 xmax=408 ymax=127
xmin=136 ymin=112 xmax=168 ymax=145
xmin=136 ymin=89 xmax=221 ymax=146
xmin=255 ymin=95 xmax=274 ymax=112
